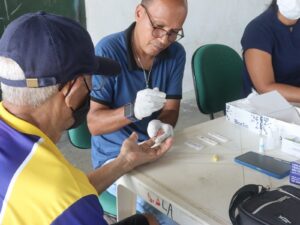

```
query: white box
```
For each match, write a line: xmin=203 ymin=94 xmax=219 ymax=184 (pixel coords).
xmin=281 ymin=137 xmax=300 ymax=158
xmin=260 ymin=106 xmax=300 ymax=140
xmin=226 ymin=101 xmax=261 ymax=134
xmin=226 ymin=93 xmax=300 ymax=139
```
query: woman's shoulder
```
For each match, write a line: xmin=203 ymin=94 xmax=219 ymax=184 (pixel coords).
xmin=246 ymin=8 xmax=275 ymax=31
xmin=241 ymin=8 xmax=276 ymax=53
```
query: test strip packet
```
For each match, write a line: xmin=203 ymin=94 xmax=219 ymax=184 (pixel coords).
xmin=185 ymin=140 xmax=204 ymax=151
xmin=290 ymin=162 xmax=300 ymax=185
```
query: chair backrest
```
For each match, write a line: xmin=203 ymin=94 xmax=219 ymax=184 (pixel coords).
xmin=192 ymin=44 xmax=243 ymax=119
xmin=68 ymin=120 xmax=91 ymax=149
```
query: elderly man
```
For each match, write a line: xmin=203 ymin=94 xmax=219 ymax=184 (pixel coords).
xmin=88 ymin=1 xmax=187 ymax=223
xmin=0 ymin=12 xmax=172 ymax=225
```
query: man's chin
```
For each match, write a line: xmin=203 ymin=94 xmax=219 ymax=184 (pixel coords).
xmin=149 ymin=47 xmax=164 ymax=57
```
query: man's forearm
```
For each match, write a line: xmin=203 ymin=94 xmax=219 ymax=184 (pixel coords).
xmin=87 ymin=106 xmax=131 ymax=135
xmin=87 ymin=157 xmax=130 ymax=195
xmin=158 ymin=109 xmax=179 ymax=127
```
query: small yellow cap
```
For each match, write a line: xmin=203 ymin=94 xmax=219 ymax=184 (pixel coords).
xmin=212 ymin=154 xmax=219 ymax=162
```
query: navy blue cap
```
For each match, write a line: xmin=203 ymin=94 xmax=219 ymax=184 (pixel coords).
xmin=0 ymin=11 xmax=121 ymax=88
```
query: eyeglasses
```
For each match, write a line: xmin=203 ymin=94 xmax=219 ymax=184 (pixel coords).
xmin=141 ymin=4 xmax=184 ymax=42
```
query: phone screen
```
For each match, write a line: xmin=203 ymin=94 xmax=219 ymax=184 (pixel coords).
xmin=234 ymin=151 xmax=291 ymax=179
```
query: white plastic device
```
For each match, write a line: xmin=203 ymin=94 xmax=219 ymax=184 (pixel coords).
xmin=207 ymin=132 xmax=228 ymax=143
xmin=197 ymin=136 xmax=218 ymax=146
xmin=185 ymin=141 xmax=204 ymax=150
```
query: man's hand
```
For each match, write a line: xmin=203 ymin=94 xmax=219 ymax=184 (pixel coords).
xmin=117 ymin=132 xmax=173 ymax=172
xmin=134 ymin=88 xmax=166 ymax=120
xmin=147 ymin=119 xmax=174 ymax=145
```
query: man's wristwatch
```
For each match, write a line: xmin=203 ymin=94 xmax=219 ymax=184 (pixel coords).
xmin=124 ymin=103 xmax=138 ymax=122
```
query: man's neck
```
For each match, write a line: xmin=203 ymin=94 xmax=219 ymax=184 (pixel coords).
xmin=132 ymin=29 xmax=155 ymax=70
xmin=3 ymin=101 xmax=63 ymax=143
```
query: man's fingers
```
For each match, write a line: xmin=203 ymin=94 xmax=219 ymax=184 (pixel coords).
xmin=154 ymin=124 xmax=173 ymax=144
xmin=128 ymin=132 xmax=138 ymax=142
xmin=163 ymin=137 xmax=173 ymax=149
xmin=155 ymin=133 xmax=168 ymax=144
xmin=151 ymin=137 xmax=173 ymax=154
xmin=140 ymin=138 xmax=156 ymax=148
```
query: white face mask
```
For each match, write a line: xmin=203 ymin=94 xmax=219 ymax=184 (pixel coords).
xmin=277 ymin=0 xmax=300 ymax=20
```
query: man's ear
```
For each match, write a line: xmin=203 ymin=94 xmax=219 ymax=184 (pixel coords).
xmin=83 ymin=75 xmax=92 ymax=91
xmin=135 ymin=4 xmax=144 ymax=21
xmin=60 ymin=81 xmax=73 ymax=97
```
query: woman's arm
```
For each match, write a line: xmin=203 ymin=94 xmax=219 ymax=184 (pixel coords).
xmin=245 ymin=48 xmax=300 ymax=102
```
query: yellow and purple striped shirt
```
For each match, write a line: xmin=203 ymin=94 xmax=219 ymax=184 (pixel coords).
xmin=0 ymin=103 xmax=108 ymax=225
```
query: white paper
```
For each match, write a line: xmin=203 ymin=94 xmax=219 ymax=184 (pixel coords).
xmin=249 ymin=91 xmax=291 ymax=115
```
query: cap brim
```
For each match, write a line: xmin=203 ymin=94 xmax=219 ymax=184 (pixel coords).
xmin=94 ymin=56 xmax=121 ymax=76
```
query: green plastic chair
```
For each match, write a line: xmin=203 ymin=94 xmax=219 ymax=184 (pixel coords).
xmin=68 ymin=120 xmax=91 ymax=149
xmin=67 ymin=120 xmax=117 ymax=217
xmin=99 ymin=191 xmax=117 ymax=217
xmin=191 ymin=44 xmax=243 ymax=119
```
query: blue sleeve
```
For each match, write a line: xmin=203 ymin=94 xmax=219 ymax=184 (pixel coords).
xmin=166 ymin=43 xmax=186 ymax=99
xmin=90 ymin=40 xmax=117 ymax=107
xmin=51 ymin=195 xmax=108 ymax=225
xmin=241 ymin=20 xmax=273 ymax=55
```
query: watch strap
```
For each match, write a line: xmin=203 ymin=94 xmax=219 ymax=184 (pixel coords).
xmin=124 ymin=103 xmax=139 ymax=122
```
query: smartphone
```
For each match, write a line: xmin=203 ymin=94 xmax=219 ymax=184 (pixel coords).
xmin=234 ymin=151 xmax=291 ymax=179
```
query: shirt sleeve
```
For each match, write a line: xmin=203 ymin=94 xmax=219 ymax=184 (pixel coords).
xmin=165 ymin=44 xmax=186 ymax=99
xmin=51 ymin=195 xmax=108 ymax=225
xmin=241 ymin=20 xmax=274 ymax=55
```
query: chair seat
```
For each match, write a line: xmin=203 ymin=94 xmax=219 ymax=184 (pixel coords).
xmin=99 ymin=191 xmax=117 ymax=217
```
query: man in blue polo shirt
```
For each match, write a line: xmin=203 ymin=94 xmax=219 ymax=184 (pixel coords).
xmin=87 ymin=0 xmax=187 ymax=224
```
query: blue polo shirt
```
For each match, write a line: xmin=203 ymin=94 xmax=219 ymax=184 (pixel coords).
xmin=241 ymin=8 xmax=300 ymax=96
xmin=90 ymin=23 xmax=186 ymax=168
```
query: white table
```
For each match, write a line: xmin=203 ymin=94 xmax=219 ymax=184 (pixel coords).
xmin=116 ymin=117 xmax=293 ymax=225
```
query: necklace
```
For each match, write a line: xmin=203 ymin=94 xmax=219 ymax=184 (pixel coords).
xmin=136 ymin=55 xmax=154 ymax=89
xmin=131 ymin=34 xmax=155 ymax=88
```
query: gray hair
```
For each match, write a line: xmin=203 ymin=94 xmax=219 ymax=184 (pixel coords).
xmin=0 ymin=57 xmax=59 ymax=107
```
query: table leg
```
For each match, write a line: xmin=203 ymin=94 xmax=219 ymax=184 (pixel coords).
xmin=116 ymin=184 xmax=137 ymax=221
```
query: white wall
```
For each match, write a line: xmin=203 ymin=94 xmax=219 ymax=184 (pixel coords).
xmin=86 ymin=0 xmax=271 ymax=94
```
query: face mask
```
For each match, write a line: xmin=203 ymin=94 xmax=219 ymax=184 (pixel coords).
xmin=64 ymin=77 xmax=91 ymax=130
xmin=68 ymin=97 xmax=90 ymax=130
xmin=277 ymin=0 xmax=300 ymax=20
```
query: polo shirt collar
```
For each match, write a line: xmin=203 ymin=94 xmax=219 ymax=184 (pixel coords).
xmin=0 ymin=102 xmax=57 ymax=149
xmin=125 ymin=22 xmax=171 ymax=71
